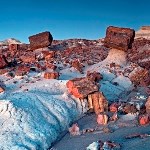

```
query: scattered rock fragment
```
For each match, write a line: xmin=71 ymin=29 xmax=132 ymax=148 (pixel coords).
xmin=68 ymin=123 xmax=80 ymax=136
xmin=97 ymin=113 xmax=108 ymax=125
xmin=15 ymin=65 xmax=30 ymax=76
xmin=86 ymin=71 xmax=103 ymax=82
xmin=139 ymin=114 xmax=149 ymax=125
xmin=109 ymin=103 xmax=119 ymax=113
xmin=145 ymin=96 xmax=150 ymax=114
xmin=0 ymin=55 xmax=7 ymax=69
xmin=0 ymin=87 xmax=5 ymax=93
xmin=71 ymin=59 xmax=83 ymax=73
xmin=44 ymin=72 xmax=59 ymax=79
xmin=20 ymin=53 xmax=36 ymax=63
xmin=127 ymin=38 xmax=150 ymax=69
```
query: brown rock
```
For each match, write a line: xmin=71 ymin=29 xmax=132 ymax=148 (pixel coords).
xmin=71 ymin=59 xmax=83 ymax=73
xmin=15 ymin=65 xmax=30 ymax=76
xmin=45 ymin=63 xmax=57 ymax=70
xmin=129 ymin=66 xmax=150 ymax=86
xmin=0 ymin=55 xmax=7 ymax=69
xmin=104 ymin=26 xmax=135 ymax=51
xmin=20 ymin=53 xmax=36 ymax=63
xmin=0 ymin=87 xmax=4 ymax=93
xmin=127 ymin=38 xmax=150 ymax=70
xmin=66 ymin=77 xmax=99 ymax=99
xmin=9 ymin=44 xmax=19 ymax=51
xmin=88 ymin=92 xmax=108 ymax=114
xmin=98 ymin=92 xmax=108 ymax=113
xmin=122 ymin=103 xmax=138 ymax=114
xmin=91 ymin=92 xmax=101 ymax=114
xmin=145 ymin=96 xmax=150 ymax=114
xmin=44 ymin=51 xmax=55 ymax=61
xmin=87 ymin=71 xmax=103 ymax=82
xmin=29 ymin=31 xmax=53 ymax=50
xmin=44 ymin=72 xmax=59 ymax=79
xmin=109 ymin=103 xmax=119 ymax=112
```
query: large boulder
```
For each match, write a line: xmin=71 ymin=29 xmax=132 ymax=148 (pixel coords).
xmin=104 ymin=26 xmax=135 ymax=51
xmin=66 ymin=77 xmax=99 ymax=99
xmin=29 ymin=31 xmax=53 ymax=50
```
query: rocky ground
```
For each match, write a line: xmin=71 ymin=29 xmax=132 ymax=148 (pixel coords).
xmin=0 ymin=26 xmax=149 ymax=150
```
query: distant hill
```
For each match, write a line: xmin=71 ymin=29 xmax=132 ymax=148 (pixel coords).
xmin=0 ymin=38 xmax=22 ymax=45
xmin=136 ymin=26 xmax=150 ymax=39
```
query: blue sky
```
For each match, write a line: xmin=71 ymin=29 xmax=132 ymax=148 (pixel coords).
xmin=0 ymin=0 xmax=150 ymax=43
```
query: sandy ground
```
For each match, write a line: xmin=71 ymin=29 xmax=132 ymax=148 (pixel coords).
xmin=53 ymin=113 xmax=150 ymax=150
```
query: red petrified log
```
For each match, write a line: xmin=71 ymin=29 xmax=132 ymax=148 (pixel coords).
xmin=66 ymin=77 xmax=99 ymax=99
xmin=104 ymin=26 xmax=135 ymax=51
xmin=29 ymin=31 xmax=53 ymax=50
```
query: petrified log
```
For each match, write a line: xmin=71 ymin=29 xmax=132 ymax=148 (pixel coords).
xmin=29 ymin=31 xmax=53 ymax=50
xmin=104 ymin=26 xmax=135 ymax=51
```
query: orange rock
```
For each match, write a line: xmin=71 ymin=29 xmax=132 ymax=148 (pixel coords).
xmin=71 ymin=59 xmax=83 ymax=73
xmin=92 ymin=92 xmax=100 ymax=114
xmin=98 ymin=92 xmax=108 ymax=113
xmin=20 ymin=53 xmax=36 ymax=63
xmin=45 ymin=51 xmax=55 ymax=61
xmin=44 ymin=72 xmax=59 ymax=79
xmin=139 ymin=114 xmax=149 ymax=125
xmin=87 ymin=92 xmax=108 ymax=114
xmin=97 ymin=114 xmax=108 ymax=125
xmin=66 ymin=77 xmax=99 ymax=99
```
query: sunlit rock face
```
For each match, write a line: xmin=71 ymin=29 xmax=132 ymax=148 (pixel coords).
xmin=136 ymin=26 xmax=150 ymax=39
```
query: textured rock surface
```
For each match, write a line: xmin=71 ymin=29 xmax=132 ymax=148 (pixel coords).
xmin=20 ymin=53 xmax=36 ymax=63
xmin=0 ymin=55 xmax=7 ymax=69
xmin=29 ymin=31 xmax=53 ymax=50
xmin=44 ymin=72 xmax=59 ymax=79
xmin=86 ymin=71 xmax=103 ymax=82
xmin=15 ymin=65 xmax=30 ymax=76
xmin=66 ymin=77 xmax=99 ymax=98
xmin=128 ymin=66 xmax=150 ymax=86
xmin=127 ymin=38 xmax=150 ymax=70
xmin=104 ymin=26 xmax=135 ymax=51
xmin=88 ymin=91 xmax=108 ymax=114
xmin=145 ymin=96 xmax=150 ymax=114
